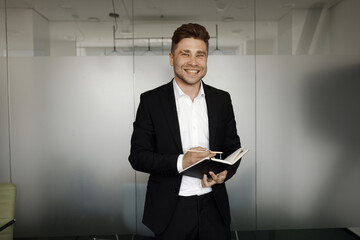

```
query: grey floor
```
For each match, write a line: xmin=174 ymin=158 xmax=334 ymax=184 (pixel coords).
xmin=14 ymin=228 xmax=360 ymax=240
xmin=232 ymin=229 xmax=360 ymax=240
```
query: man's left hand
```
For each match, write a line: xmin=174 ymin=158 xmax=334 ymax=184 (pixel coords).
xmin=201 ymin=170 xmax=227 ymax=188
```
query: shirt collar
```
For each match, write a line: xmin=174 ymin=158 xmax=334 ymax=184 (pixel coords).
xmin=173 ymin=79 xmax=205 ymax=100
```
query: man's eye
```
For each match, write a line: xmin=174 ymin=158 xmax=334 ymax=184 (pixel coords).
xmin=182 ymin=53 xmax=189 ymax=56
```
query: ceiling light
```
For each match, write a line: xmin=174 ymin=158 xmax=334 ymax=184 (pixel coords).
xmin=109 ymin=12 xmax=119 ymax=18
xmin=108 ymin=50 xmax=122 ymax=56
xmin=107 ymin=25 xmax=121 ymax=56
xmin=281 ymin=3 xmax=296 ymax=8
xmin=60 ymin=5 xmax=73 ymax=11
xmin=232 ymin=30 xmax=242 ymax=36
xmin=88 ymin=17 xmax=100 ymax=22
xmin=143 ymin=38 xmax=156 ymax=56
xmin=223 ymin=17 xmax=235 ymax=22
xmin=107 ymin=0 xmax=121 ymax=56
xmin=214 ymin=0 xmax=229 ymax=11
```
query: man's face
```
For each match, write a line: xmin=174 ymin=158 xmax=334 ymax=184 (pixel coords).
xmin=169 ymin=38 xmax=208 ymax=86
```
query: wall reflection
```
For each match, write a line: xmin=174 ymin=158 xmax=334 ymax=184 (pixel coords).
xmin=304 ymin=63 xmax=360 ymax=226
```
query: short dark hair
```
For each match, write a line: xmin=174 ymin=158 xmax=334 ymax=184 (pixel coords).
xmin=171 ymin=23 xmax=210 ymax=53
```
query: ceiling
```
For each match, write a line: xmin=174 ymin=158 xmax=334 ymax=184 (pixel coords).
xmin=3 ymin=0 xmax=343 ymax=54
xmin=5 ymin=0 xmax=342 ymax=22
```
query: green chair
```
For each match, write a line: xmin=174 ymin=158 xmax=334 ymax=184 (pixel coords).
xmin=0 ymin=183 xmax=16 ymax=240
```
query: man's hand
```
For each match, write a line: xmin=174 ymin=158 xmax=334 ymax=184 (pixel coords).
xmin=182 ymin=147 xmax=216 ymax=169
xmin=202 ymin=170 xmax=227 ymax=188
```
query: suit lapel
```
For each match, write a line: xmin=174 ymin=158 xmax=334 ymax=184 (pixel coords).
xmin=159 ymin=80 xmax=183 ymax=153
xmin=203 ymin=83 xmax=219 ymax=150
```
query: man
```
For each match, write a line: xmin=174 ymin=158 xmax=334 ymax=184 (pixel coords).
xmin=129 ymin=23 xmax=241 ymax=240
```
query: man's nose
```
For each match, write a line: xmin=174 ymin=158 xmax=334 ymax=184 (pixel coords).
xmin=188 ymin=56 xmax=198 ymax=65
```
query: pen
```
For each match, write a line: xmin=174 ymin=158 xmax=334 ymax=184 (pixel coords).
xmin=187 ymin=150 xmax=223 ymax=154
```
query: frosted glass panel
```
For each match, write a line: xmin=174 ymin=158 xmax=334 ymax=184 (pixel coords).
xmin=256 ymin=56 xmax=360 ymax=229
xmin=0 ymin=55 xmax=10 ymax=182
xmin=0 ymin=56 xmax=9 ymax=182
xmin=9 ymin=57 xmax=135 ymax=237
xmin=206 ymin=56 xmax=256 ymax=230
xmin=0 ymin=0 xmax=10 ymax=182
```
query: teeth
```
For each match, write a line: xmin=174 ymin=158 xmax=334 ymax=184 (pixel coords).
xmin=186 ymin=70 xmax=199 ymax=73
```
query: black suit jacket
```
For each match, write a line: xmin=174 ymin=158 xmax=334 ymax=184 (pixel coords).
xmin=129 ymin=80 xmax=241 ymax=234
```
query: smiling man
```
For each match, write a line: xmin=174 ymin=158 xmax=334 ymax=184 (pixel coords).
xmin=129 ymin=23 xmax=241 ymax=240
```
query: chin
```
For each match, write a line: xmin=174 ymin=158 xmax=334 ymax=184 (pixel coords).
xmin=184 ymin=78 xmax=202 ymax=85
xmin=184 ymin=74 xmax=206 ymax=84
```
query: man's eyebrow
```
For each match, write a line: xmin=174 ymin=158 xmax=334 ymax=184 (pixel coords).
xmin=179 ymin=49 xmax=207 ymax=54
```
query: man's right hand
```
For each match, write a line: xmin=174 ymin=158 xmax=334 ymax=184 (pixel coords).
xmin=182 ymin=147 xmax=216 ymax=169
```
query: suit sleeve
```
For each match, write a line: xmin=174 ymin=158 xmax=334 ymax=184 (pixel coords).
xmin=128 ymin=93 xmax=179 ymax=176
xmin=222 ymin=92 xmax=241 ymax=181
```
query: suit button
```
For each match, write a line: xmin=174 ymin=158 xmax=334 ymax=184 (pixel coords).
xmin=173 ymin=188 xmax=179 ymax=193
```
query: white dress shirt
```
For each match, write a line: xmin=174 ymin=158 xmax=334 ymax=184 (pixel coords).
xmin=173 ymin=80 xmax=212 ymax=196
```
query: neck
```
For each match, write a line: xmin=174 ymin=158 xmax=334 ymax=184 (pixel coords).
xmin=174 ymin=78 xmax=201 ymax=102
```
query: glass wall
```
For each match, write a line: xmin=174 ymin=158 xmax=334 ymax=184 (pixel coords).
xmin=255 ymin=0 xmax=360 ymax=230
xmin=0 ymin=0 xmax=11 ymax=182
xmin=0 ymin=0 xmax=359 ymax=238
xmin=3 ymin=0 xmax=136 ymax=237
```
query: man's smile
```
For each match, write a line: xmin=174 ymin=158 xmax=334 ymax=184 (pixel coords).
xmin=184 ymin=68 xmax=201 ymax=74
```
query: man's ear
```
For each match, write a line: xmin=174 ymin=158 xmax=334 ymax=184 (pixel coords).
xmin=169 ymin=52 xmax=174 ymax=66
